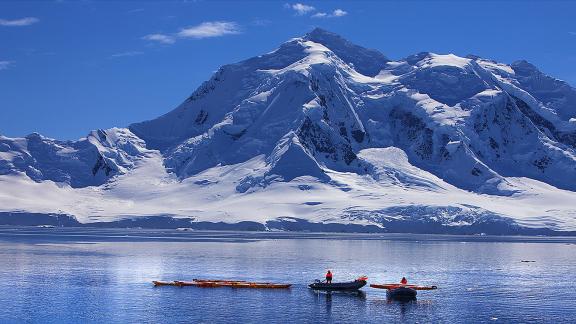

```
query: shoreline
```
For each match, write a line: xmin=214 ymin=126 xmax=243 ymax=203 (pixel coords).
xmin=1 ymin=226 xmax=576 ymax=244
xmin=1 ymin=211 xmax=576 ymax=237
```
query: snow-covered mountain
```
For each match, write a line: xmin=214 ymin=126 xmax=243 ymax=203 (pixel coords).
xmin=1 ymin=28 xmax=575 ymax=234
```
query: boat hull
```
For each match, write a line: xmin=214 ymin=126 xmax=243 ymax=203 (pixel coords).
xmin=309 ymin=280 xmax=367 ymax=291
xmin=386 ymin=287 xmax=417 ymax=300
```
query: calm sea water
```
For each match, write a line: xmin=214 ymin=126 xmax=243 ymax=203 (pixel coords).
xmin=0 ymin=227 xmax=575 ymax=323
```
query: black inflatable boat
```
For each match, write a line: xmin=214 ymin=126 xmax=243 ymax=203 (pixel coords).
xmin=309 ymin=278 xmax=367 ymax=291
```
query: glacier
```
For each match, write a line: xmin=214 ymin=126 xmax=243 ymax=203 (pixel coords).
xmin=1 ymin=28 xmax=575 ymax=234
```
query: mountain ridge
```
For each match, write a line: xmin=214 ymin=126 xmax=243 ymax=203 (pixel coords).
xmin=1 ymin=28 xmax=575 ymax=234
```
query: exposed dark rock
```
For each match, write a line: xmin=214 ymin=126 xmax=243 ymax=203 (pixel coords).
xmin=194 ymin=110 xmax=208 ymax=125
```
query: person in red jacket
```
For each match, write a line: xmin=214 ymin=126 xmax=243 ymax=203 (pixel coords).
xmin=400 ymin=277 xmax=408 ymax=285
xmin=326 ymin=270 xmax=333 ymax=284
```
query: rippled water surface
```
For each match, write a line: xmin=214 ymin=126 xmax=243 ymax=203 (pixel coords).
xmin=0 ymin=227 xmax=575 ymax=323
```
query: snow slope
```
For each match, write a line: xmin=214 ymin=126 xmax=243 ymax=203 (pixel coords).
xmin=0 ymin=128 xmax=148 ymax=187
xmin=1 ymin=28 xmax=576 ymax=234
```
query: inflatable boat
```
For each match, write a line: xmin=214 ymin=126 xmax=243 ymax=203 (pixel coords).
xmin=309 ymin=277 xmax=367 ymax=291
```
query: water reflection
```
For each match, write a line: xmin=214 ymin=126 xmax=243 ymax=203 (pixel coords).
xmin=0 ymin=229 xmax=574 ymax=323
xmin=310 ymin=290 xmax=367 ymax=299
xmin=310 ymin=289 xmax=367 ymax=321
xmin=388 ymin=296 xmax=417 ymax=303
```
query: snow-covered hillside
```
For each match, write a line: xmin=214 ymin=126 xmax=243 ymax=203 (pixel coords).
xmin=1 ymin=28 xmax=575 ymax=234
xmin=0 ymin=128 xmax=148 ymax=187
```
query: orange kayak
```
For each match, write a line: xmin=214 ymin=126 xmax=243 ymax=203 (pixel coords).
xmin=370 ymin=283 xmax=437 ymax=290
xmin=234 ymin=283 xmax=292 ymax=289
xmin=193 ymin=279 xmax=290 ymax=288
xmin=171 ymin=280 xmax=291 ymax=289
xmin=193 ymin=279 xmax=247 ymax=284
xmin=173 ymin=281 xmax=206 ymax=287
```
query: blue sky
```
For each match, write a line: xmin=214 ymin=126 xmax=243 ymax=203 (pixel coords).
xmin=1 ymin=0 xmax=575 ymax=140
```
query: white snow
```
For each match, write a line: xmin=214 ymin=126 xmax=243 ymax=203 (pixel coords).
xmin=418 ymin=53 xmax=471 ymax=69
xmin=1 ymin=147 xmax=575 ymax=231
xmin=2 ymin=29 xmax=576 ymax=233
xmin=476 ymin=59 xmax=515 ymax=75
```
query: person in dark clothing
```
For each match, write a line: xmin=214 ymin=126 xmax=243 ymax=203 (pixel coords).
xmin=326 ymin=270 xmax=333 ymax=284
xmin=400 ymin=277 xmax=408 ymax=285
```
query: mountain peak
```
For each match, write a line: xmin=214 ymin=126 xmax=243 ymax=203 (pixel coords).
xmin=301 ymin=28 xmax=388 ymax=76
xmin=304 ymin=27 xmax=342 ymax=43
xmin=511 ymin=59 xmax=538 ymax=73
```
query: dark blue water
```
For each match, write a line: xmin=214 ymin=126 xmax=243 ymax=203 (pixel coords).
xmin=0 ymin=227 xmax=575 ymax=323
